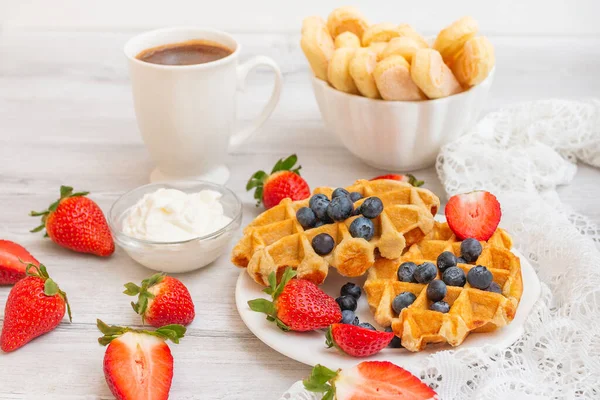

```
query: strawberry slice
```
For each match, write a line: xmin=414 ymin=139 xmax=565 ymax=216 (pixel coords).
xmin=0 ymin=240 xmax=40 ymax=285
xmin=371 ymin=174 xmax=424 ymax=187
xmin=445 ymin=191 xmax=502 ymax=241
xmin=303 ymin=362 xmax=439 ymax=399
xmin=326 ymin=323 xmax=394 ymax=357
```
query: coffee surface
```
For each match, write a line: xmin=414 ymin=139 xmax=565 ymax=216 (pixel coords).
xmin=136 ymin=40 xmax=233 ymax=66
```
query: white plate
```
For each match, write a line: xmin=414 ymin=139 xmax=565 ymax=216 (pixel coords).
xmin=235 ymin=223 xmax=541 ymax=371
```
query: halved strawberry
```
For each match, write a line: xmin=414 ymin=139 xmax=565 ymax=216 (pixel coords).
xmin=247 ymin=154 xmax=310 ymax=209
xmin=303 ymin=361 xmax=439 ymax=399
xmin=371 ymin=174 xmax=424 ymax=187
xmin=326 ymin=323 xmax=394 ymax=357
xmin=445 ymin=191 xmax=501 ymax=241
xmin=0 ymin=240 xmax=40 ymax=285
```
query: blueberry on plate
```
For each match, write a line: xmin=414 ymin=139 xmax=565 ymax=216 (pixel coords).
xmin=309 ymin=194 xmax=332 ymax=223
xmin=461 ymin=238 xmax=483 ymax=262
xmin=358 ymin=322 xmax=376 ymax=331
xmin=336 ymin=295 xmax=357 ymax=312
xmin=349 ymin=192 xmax=362 ymax=202
xmin=426 ymin=280 xmax=447 ymax=302
xmin=312 ymin=233 xmax=335 ymax=255
xmin=397 ymin=262 xmax=417 ymax=282
xmin=327 ymin=195 xmax=354 ymax=221
xmin=296 ymin=207 xmax=317 ymax=230
xmin=385 ymin=327 xmax=403 ymax=348
xmin=392 ymin=292 xmax=417 ymax=314
xmin=340 ymin=310 xmax=359 ymax=325
xmin=486 ymin=281 xmax=502 ymax=294
xmin=341 ymin=282 xmax=361 ymax=300
xmin=359 ymin=197 xmax=384 ymax=219
xmin=442 ymin=266 xmax=466 ymax=287
xmin=332 ymin=188 xmax=350 ymax=199
xmin=467 ymin=265 xmax=493 ymax=289
xmin=430 ymin=301 xmax=450 ymax=313
xmin=437 ymin=251 xmax=457 ymax=273
xmin=349 ymin=217 xmax=375 ymax=241
xmin=414 ymin=262 xmax=437 ymax=284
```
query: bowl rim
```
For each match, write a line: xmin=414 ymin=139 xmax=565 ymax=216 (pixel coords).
xmin=109 ymin=180 xmax=243 ymax=246
xmin=311 ymin=66 xmax=495 ymax=105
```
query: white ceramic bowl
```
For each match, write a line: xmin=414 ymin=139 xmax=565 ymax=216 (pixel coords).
xmin=311 ymin=69 xmax=495 ymax=171
xmin=109 ymin=181 xmax=242 ymax=273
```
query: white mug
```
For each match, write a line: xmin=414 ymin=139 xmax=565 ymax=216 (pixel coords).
xmin=124 ymin=27 xmax=283 ymax=183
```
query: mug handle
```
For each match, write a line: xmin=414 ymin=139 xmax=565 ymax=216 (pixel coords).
xmin=230 ymin=56 xmax=283 ymax=147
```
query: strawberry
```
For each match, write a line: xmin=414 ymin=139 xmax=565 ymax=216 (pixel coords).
xmin=445 ymin=190 xmax=502 ymax=241
xmin=326 ymin=323 xmax=393 ymax=357
xmin=247 ymin=154 xmax=310 ymax=209
xmin=97 ymin=319 xmax=185 ymax=400
xmin=248 ymin=268 xmax=342 ymax=332
xmin=124 ymin=273 xmax=195 ymax=327
xmin=30 ymin=185 xmax=114 ymax=257
xmin=303 ymin=362 xmax=439 ymax=400
xmin=0 ymin=240 xmax=40 ymax=284
xmin=371 ymin=173 xmax=424 ymax=187
xmin=1 ymin=264 xmax=71 ymax=352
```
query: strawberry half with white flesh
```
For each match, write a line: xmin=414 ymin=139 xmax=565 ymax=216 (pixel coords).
xmin=445 ymin=190 xmax=502 ymax=241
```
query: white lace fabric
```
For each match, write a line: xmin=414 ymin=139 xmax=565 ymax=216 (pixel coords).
xmin=281 ymin=99 xmax=600 ymax=400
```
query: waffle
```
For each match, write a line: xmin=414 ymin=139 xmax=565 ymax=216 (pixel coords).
xmin=364 ymin=221 xmax=523 ymax=352
xmin=231 ymin=179 xmax=440 ymax=286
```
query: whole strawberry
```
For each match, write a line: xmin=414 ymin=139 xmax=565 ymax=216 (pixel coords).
xmin=1 ymin=264 xmax=71 ymax=352
xmin=248 ymin=268 xmax=342 ymax=331
xmin=30 ymin=185 xmax=114 ymax=257
xmin=0 ymin=240 xmax=40 ymax=285
xmin=247 ymin=154 xmax=310 ymax=209
xmin=124 ymin=273 xmax=195 ymax=327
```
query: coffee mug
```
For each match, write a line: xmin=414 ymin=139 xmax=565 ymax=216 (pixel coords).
xmin=124 ymin=27 xmax=283 ymax=183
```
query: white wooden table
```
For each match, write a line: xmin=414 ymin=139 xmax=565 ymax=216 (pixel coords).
xmin=0 ymin=31 xmax=598 ymax=399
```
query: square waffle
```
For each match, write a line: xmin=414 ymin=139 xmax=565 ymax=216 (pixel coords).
xmin=364 ymin=221 xmax=523 ymax=352
xmin=231 ymin=179 xmax=440 ymax=286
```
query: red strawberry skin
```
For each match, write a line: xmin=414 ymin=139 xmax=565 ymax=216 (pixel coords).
xmin=329 ymin=323 xmax=394 ymax=357
xmin=445 ymin=191 xmax=502 ymax=241
xmin=371 ymin=174 xmax=406 ymax=181
xmin=145 ymin=277 xmax=195 ymax=327
xmin=263 ymin=171 xmax=310 ymax=209
xmin=46 ymin=196 xmax=115 ymax=257
xmin=277 ymin=279 xmax=342 ymax=331
xmin=0 ymin=240 xmax=39 ymax=285
xmin=1 ymin=276 xmax=66 ymax=352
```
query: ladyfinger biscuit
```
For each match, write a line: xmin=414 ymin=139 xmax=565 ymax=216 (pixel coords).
xmin=349 ymin=48 xmax=380 ymax=99
xmin=397 ymin=24 xmax=430 ymax=48
xmin=451 ymin=36 xmax=495 ymax=86
xmin=373 ymin=55 xmax=426 ymax=101
xmin=411 ymin=48 xmax=462 ymax=99
xmin=369 ymin=42 xmax=388 ymax=61
xmin=335 ymin=31 xmax=361 ymax=49
xmin=327 ymin=6 xmax=369 ymax=39
xmin=328 ymin=47 xmax=359 ymax=94
xmin=381 ymin=37 xmax=426 ymax=63
xmin=362 ymin=23 xmax=401 ymax=46
xmin=433 ymin=16 xmax=479 ymax=65
xmin=301 ymin=16 xmax=336 ymax=81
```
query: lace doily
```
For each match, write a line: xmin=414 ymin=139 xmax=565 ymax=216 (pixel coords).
xmin=281 ymin=99 xmax=600 ymax=399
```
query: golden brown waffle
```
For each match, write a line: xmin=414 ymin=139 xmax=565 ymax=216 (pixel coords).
xmin=364 ymin=221 xmax=523 ymax=352
xmin=231 ymin=179 xmax=440 ymax=286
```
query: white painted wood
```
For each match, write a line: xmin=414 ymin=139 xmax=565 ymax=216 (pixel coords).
xmin=0 ymin=30 xmax=598 ymax=399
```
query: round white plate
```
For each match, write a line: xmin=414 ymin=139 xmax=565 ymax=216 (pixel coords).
xmin=235 ymin=224 xmax=541 ymax=371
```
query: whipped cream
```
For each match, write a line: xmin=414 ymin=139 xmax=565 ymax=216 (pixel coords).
xmin=122 ymin=188 xmax=232 ymax=242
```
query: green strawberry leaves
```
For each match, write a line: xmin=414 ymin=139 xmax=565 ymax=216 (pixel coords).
xmin=25 ymin=262 xmax=72 ymax=322
xmin=246 ymin=154 xmax=302 ymax=207
xmin=124 ymin=273 xmax=165 ymax=322
xmin=303 ymin=364 xmax=338 ymax=399
xmin=247 ymin=267 xmax=297 ymax=332
xmin=29 ymin=185 xmax=89 ymax=234
xmin=407 ymin=174 xmax=424 ymax=187
xmin=96 ymin=319 xmax=186 ymax=346
xmin=271 ymin=154 xmax=301 ymax=175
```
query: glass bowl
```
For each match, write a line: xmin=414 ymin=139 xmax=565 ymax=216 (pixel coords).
xmin=109 ymin=180 xmax=242 ymax=273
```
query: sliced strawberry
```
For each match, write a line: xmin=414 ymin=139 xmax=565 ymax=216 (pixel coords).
xmin=326 ymin=323 xmax=394 ymax=357
xmin=445 ymin=191 xmax=501 ymax=241
xmin=371 ymin=174 xmax=424 ymax=187
xmin=303 ymin=362 xmax=438 ymax=400
xmin=0 ymin=240 xmax=39 ymax=285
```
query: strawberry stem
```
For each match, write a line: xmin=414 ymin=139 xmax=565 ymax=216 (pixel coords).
xmin=246 ymin=154 xmax=302 ymax=207
xmin=407 ymin=174 xmax=424 ymax=187
xmin=96 ymin=319 xmax=186 ymax=346
xmin=123 ymin=273 xmax=164 ymax=323
xmin=247 ymin=267 xmax=297 ymax=331
xmin=29 ymin=185 xmax=90 ymax=235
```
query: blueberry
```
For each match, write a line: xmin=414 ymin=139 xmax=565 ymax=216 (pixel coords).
xmin=309 ymin=194 xmax=332 ymax=222
xmin=461 ymin=238 xmax=482 ymax=262
xmin=442 ymin=266 xmax=466 ymax=287
xmin=349 ymin=192 xmax=362 ymax=202
xmin=341 ymin=282 xmax=361 ymax=300
xmin=486 ymin=281 xmax=502 ymax=294
xmin=467 ymin=265 xmax=493 ymax=289
xmin=296 ymin=207 xmax=317 ymax=230
xmin=327 ymin=195 xmax=354 ymax=221
xmin=385 ymin=327 xmax=403 ymax=348
xmin=314 ymin=220 xmax=325 ymax=228
xmin=437 ymin=251 xmax=457 ymax=273
xmin=336 ymin=295 xmax=357 ymax=311
xmin=392 ymin=292 xmax=417 ymax=314
xmin=414 ymin=262 xmax=437 ymax=284
xmin=430 ymin=301 xmax=450 ymax=313
xmin=312 ymin=233 xmax=335 ymax=255
xmin=341 ymin=310 xmax=359 ymax=325
xmin=349 ymin=217 xmax=375 ymax=241
xmin=426 ymin=280 xmax=447 ymax=302
xmin=397 ymin=262 xmax=417 ymax=283
xmin=332 ymin=188 xmax=350 ymax=199
xmin=358 ymin=322 xmax=376 ymax=331
xmin=457 ymin=257 xmax=467 ymax=264
xmin=359 ymin=197 xmax=384 ymax=219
